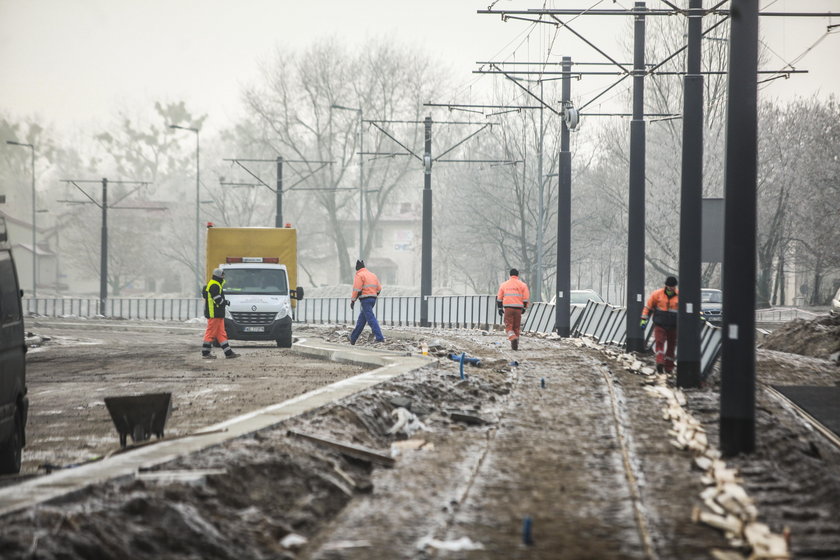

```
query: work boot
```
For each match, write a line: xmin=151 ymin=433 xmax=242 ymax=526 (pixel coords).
xmin=656 ymin=364 xmax=664 ymax=373
xmin=225 ymin=352 xmax=240 ymax=359
xmin=349 ymin=338 xmax=356 ymax=346
xmin=202 ymin=354 xmax=217 ymax=360
xmin=511 ymin=338 xmax=519 ymax=351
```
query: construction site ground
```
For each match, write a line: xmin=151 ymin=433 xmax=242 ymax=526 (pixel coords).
xmin=0 ymin=317 xmax=838 ymax=559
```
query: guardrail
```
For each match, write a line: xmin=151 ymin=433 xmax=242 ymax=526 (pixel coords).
xmin=297 ymin=295 xmax=503 ymax=329
xmin=22 ymin=295 xmax=723 ymax=378
xmin=23 ymin=297 xmax=203 ymax=322
xmin=755 ymin=307 xmax=823 ymax=322
xmin=572 ymin=300 xmax=722 ymax=379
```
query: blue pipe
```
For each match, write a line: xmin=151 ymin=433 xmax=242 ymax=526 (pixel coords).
xmin=522 ymin=515 xmax=534 ymax=545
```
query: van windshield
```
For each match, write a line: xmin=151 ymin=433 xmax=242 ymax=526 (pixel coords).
xmin=223 ymin=269 xmax=288 ymax=295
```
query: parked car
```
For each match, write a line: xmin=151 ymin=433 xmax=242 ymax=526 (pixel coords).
xmin=0 ymin=217 xmax=27 ymax=474
xmin=831 ymin=286 xmax=840 ymax=313
xmin=549 ymin=289 xmax=606 ymax=306
xmin=700 ymin=288 xmax=723 ymax=326
xmin=570 ymin=289 xmax=605 ymax=307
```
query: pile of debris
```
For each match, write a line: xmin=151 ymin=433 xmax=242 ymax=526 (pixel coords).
xmin=761 ymin=312 xmax=840 ymax=362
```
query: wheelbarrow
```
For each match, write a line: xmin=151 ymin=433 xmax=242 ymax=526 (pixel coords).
xmin=104 ymin=393 xmax=172 ymax=448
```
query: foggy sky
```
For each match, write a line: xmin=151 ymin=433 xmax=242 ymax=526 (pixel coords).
xmin=1 ymin=0 xmax=838 ymax=136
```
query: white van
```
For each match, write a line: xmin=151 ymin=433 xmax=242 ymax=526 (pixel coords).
xmin=219 ymin=260 xmax=303 ymax=347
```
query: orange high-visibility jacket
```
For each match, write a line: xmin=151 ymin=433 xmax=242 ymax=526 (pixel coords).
xmin=642 ymin=287 xmax=679 ymax=327
xmin=351 ymin=268 xmax=382 ymax=301
xmin=497 ymin=276 xmax=530 ymax=309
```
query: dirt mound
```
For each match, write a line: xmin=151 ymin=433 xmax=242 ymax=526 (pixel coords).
xmin=761 ymin=312 xmax=840 ymax=360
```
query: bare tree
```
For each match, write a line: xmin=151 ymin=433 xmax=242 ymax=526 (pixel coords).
xmin=61 ymin=101 xmax=207 ymax=295
xmin=240 ymin=38 xmax=449 ymax=283
xmin=436 ymin=98 xmax=563 ymax=299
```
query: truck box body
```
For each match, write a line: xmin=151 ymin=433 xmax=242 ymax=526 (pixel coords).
xmin=205 ymin=227 xmax=300 ymax=347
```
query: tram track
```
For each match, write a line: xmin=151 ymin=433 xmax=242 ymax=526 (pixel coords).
xmin=763 ymin=384 xmax=840 ymax=451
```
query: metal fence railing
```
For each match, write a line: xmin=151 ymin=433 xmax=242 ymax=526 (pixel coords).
xmin=573 ymin=300 xmax=722 ymax=379
xmin=296 ymin=295 xmax=504 ymax=329
xmin=23 ymin=295 xmax=724 ymax=377
xmin=23 ymin=298 xmax=204 ymax=322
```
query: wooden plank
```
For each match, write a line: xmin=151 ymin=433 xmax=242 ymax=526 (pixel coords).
xmin=286 ymin=430 xmax=395 ymax=468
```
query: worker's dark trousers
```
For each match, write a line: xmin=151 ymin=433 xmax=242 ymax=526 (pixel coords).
xmin=653 ymin=326 xmax=677 ymax=373
xmin=351 ymin=297 xmax=384 ymax=343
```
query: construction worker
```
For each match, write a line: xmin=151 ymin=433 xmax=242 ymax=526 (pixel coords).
xmin=349 ymin=260 xmax=385 ymax=345
xmin=202 ymin=268 xmax=239 ymax=359
xmin=641 ymin=275 xmax=679 ymax=373
xmin=497 ymin=268 xmax=530 ymax=351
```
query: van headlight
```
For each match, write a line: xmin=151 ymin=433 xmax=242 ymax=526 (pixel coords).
xmin=225 ymin=307 xmax=233 ymax=319
xmin=275 ymin=301 xmax=290 ymax=320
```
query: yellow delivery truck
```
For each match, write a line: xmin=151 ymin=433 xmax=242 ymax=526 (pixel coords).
xmin=205 ymin=226 xmax=303 ymax=347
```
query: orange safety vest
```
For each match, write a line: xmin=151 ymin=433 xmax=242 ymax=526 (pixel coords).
xmin=642 ymin=287 xmax=679 ymax=327
xmin=497 ymin=276 xmax=530 ymax=309
xmin=352 ymin=268 xmax=382 ymax=301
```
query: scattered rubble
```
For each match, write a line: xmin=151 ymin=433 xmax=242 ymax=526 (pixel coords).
xmin=2 ymin=320 xmax=839 ymax=558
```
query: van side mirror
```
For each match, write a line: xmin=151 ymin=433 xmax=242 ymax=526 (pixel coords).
xmin=294 ymin=286 xmax=304 ymax=300
xmin=20 ymin=289 xmax=24 ymax=298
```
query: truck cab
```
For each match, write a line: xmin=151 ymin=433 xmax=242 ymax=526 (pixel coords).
xmin=220 ymin=258 xmax=302 ymax=347
xmin=0 ymin=217 xmax=27 ymax=474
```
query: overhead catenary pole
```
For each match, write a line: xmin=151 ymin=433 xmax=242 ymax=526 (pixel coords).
xmin=535 ymin=81 xmax=544 ymax=301
xmin=720 ymin=0 xmax=759 ymax=456
xmin=224 ymin=157 xmax=332 ymax=229
xmin=359 ymin=109 xmax=364 ymax=259
xmin=61 ymin=178 xmax=153 ymax=316
xmin=555 ymin=56 xmax=572 ymax=337
xmin=368 ymin=115 xmax=500 ymax=321
xmin=420 ymin=116 xmax=433 ymax=327
xmin=677 ymin=0 xmax=705 ymax=388
xmin=195 ymin=132 xmax=200 ymax=291
xmin=100 ymin=178 xmax=108 ymax=314
xmin=626 ymin=2 xmax=647 ymax=352
xmin=276 ymin=156 xmax=283 ymax=227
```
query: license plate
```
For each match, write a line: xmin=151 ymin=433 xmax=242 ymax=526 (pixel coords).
xmin=243 ymin=326 xmax=265 ymax=333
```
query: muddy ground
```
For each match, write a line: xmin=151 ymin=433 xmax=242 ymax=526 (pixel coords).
xmin=0 ymin=318 xmax=839 ymax=559
xmin=15 ymin=319 xmax=366 ymax=474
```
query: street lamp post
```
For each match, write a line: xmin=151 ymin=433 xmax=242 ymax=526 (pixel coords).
xmin=6 ymin=140 xmax=36 ymax=297
xmin=331 ymin=104 xmax=364 ymax=259
xmin=169 ymin=125 xmax=201 ymax=292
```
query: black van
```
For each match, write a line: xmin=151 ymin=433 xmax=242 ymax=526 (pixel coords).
xmin=0 ymin=217 xmax=27 ymax=474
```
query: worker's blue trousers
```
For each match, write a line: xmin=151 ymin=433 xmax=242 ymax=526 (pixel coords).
xmin=351 ymin=297 xmax=384 ymax=343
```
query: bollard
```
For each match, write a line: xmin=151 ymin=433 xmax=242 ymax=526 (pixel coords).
xmin=522 ymin=515 xmax=534 ymax=546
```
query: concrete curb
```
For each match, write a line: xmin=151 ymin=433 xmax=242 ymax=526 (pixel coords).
xmin=0 ymin=337 xmax=432 ymax=518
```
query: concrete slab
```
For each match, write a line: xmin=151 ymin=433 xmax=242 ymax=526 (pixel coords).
xmin=0 ymin=337 xmax=432 ymax=518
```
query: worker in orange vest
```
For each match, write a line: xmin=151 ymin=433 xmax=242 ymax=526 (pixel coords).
xmin=640 ymin=275 xmax=679 ymax=373
xmin=496 ymin=268 xmax=530 ymax=351
xmin=349 ymin=260 xmax=385 ymax=345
